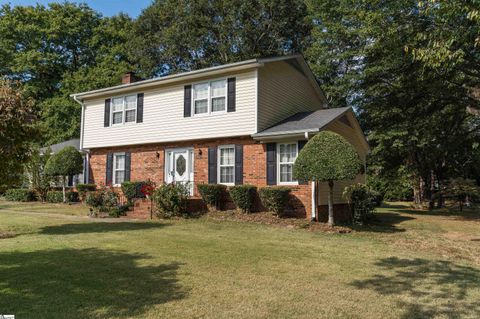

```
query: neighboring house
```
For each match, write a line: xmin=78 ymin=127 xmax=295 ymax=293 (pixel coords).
xmin=40 ymin=139 xmax=88 ymax=187
xmin=71 ymin=55 xmax=369 ymax=220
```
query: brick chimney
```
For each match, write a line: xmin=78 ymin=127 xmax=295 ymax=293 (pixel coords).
xmin=122 ymin=71 xmax=140 ymax=84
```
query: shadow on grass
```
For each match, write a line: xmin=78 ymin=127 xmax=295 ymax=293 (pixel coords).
xmin=381 ymin=203 xmax=480 ymax=221
xmin=351 ymin=257 xmax=480 ymax=318
xmin=0 ymin=248 xmax=186 ymax=318
xmin=39 ymin=221 xmax=170 ymax=235
xmin=353 ymin=212 xmax=415 ymax=233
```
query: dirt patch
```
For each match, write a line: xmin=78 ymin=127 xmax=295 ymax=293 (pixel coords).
xmin=0 ymin=232 xmax=16 ymax=239
xmin=205 ymin=210 xmax=352 ymax=233
xmin=444 ymin=232 xmax=480 ymax=242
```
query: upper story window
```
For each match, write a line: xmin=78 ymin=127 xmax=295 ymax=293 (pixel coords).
xmin=218 ymin=145 xmax=235 ymax=185
xmin=193 ymin=79 xmax=227 ymax=115
xmin=111 ymin=94 xmax=137 ymax=125
xmin=278 ymin=143 xmax=298 ymax=184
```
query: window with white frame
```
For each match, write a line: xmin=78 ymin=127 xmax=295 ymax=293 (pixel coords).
xmin=193 ymin=79 xmax=227 ymax=115
xmin=111 ymin=95 xmax=137 ymax=125
xmin=113 ymin=153 xmax=125 ymax=185
xmin=278 ymin=143 xmax=298 ymax=184
xmin=218 ymin=145 xmax=235 ymax=185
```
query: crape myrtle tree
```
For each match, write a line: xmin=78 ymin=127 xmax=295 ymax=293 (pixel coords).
xmin=44 ymin=146 xmax=83 ymax=203
xmin=294 ymin=131 xmax=362 ymax=226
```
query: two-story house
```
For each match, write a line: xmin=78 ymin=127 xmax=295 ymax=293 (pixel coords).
xmin=71 ymin=55 xmax=369 ymax=221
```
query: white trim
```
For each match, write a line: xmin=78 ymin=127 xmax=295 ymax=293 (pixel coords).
xmin=191 ymin=77 xmax=228 ymax=116
xmin=112 ymin=152 xmax=126 ymax=186
xmin=311 ymin=181 xmax=316 ymax=219
xmin=110 ymin=94 xmax=137 ymax=126
xmin=254 ymin=68 xmax=259 ymax=133
xmin=277 ymin=142 xmax=299 ymax=185
xmin=217 ymin=144 xmax=235 ymax=186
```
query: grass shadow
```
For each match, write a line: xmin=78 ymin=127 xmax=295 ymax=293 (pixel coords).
xmin=353 ymin=212 xmax=415 ymax=233
xmin=40 ymin=221 xmax=170 ymax=235
xmin=351 ymin=257 xmax=480 ymax=318
xmin=0 ymin=248 xmax=186 ymax=318
xmin=382 ymin=203 xmax=480 ymax=221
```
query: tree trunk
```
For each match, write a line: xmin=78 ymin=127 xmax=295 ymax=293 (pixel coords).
xmin=428 ymin=170 xmax=435 ymax=210
xmin=328 ymin=180 xmax=334 ymax=227
xmin=62 ymin=176 xmax=66 ymax=203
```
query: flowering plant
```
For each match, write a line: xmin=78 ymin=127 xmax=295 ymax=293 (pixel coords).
xmin=140 ymin=181 xmax=156 ymax=198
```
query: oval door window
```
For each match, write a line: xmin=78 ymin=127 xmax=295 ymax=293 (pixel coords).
xmin=176 ymin=155 xmax=186 ymax=176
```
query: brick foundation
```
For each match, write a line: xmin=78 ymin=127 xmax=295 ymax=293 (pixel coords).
xmin=88 ymin=136 xmax=312 ymax=218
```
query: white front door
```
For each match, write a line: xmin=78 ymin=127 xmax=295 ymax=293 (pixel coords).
xmin=165 ymin=148 xmax=194 ymax=194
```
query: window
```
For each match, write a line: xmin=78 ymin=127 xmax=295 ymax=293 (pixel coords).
xmin=111 ymin=95 xmax=137 ymax=125
xmin=193 ymin=79 xmax=227 ymax=115
xmin=278 ymin=143 xmax=298 ymax=184
xmin=218 ymin=145 xmax=235 ymax=185
xmin=113 ymin=153 xmax=125 ymax=185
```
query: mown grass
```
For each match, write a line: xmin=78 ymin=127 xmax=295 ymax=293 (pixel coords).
xmin=0 ymin=201 xmax=479 ymax=318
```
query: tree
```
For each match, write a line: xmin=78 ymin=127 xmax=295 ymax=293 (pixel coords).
xmin=446 ymin=178 xmax=479 ymax=211
xmin=294 ymin=131 xmax=362 ymax=226
xmin=44 ymin=146 xmax=83 ymax=202
xmin=0 ymin=80 xmax=37 ymax=188
xmin=24 ymin=147 xmax=53 ymax=201
xmin=131 ymin=0 xmax=311 ymax=77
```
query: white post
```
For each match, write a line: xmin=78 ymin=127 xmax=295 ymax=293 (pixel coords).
xmin=311 ymin=181 xmax=316 ymax=220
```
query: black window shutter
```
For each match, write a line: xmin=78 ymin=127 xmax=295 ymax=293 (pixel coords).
xmin=125 ymin=152 xmax=131 ymax=182
xmin=227 ymin=77 xmax=236 ymax=112
xmin=297 ymin=140 xmax=308 ymax=185
xmin=184 ymin=85 xmax=192 ymax=117
xmin=106 ymin=153 xmax=113 ymax=185
xmin=266 ymin=143 xmax=277 ymax=185
xmin=235 ymin=144 xmax=243 ymax=185
xmin=208 ymin=147 xmax=217 ymax=183
xmin=104 ymin=99 xmax=111 ymax=127
xmin=136 ymin=93 xmax=144 ymax=123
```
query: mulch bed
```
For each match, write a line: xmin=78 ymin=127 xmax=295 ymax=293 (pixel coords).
xmin=206 ymin=210 xmax=352 ymax=234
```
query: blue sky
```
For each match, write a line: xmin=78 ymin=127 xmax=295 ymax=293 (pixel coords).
xmin=0 ymin=0 xmax=153 ymax=17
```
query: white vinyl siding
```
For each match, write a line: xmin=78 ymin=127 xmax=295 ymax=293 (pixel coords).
xmin=257 ymin=60 xmax=326 ymax=132
xmin=83 ymin=70 xmax=256 ymax=148
xmin=277 ymin=143 xmax=298 ymax=185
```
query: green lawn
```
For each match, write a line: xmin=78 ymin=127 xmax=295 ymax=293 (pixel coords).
xmin=0 ymin=201 xmax=479 ymax=318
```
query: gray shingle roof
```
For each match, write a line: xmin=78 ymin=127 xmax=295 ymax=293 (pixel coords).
xmin=253 ymin=107 xmax=351 ymax=137
xmin=40 ymin=138 xmax=81 ymax=154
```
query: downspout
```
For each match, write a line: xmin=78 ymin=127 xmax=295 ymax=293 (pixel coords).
xmin=73 ymin=95 xmax=89 ymax=183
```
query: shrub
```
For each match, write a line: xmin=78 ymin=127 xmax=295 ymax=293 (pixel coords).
xmin=259 ymin=186 xmax=291 ymax=216
xmin=229 ymin=185 xmax=257 ymax=213
xmin=4 ymin=188 xmax=36 ymax=202
xmin=85 ymin=187 xmax=120 ymax=217
xmin=121 ymin=181 xmax=150 ymax=203
xmin=109 ymin=204 xmax=130 ymax=218
xmin=152 ymin=183 xmax=190 ymax=218
xmin=46 ymin=191 xmax=64 ymax=203
xmin=343 ymin=184 xmax=377 ymax=225
xmin=66 ymin=191 xmax=79 ymax=203
xmin=76 ymin=184 xmax=97 ymax=199
xmin=197 ymin=184 xmax=227 ymax=210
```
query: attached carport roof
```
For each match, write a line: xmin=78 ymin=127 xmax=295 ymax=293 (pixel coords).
xmin=252 ymin=106 xmax=351 ymax=138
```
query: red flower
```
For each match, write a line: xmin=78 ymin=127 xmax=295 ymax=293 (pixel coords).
xmin=140 ymin=183 xmax=155 ymax=196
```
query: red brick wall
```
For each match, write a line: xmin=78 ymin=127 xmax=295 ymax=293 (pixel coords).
xmin=88 ymin=136 xmax=312 ymax=218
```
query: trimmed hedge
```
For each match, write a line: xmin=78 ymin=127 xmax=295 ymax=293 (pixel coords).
xmin=121 ymin=181 xmax=148 ymax=203
xmin=229 ymin=185 xmax=257 ymax=213
xmin=152 ymin=183 xmax=190 ymax=218
xmin=46 ymin=191 xmax=63 ymax=203
xmin=259 ymin=186 xmax=291 ymax=216
xmin=197 ymin=184 xmax=226 ymax=210
xmin=4 ymin=189 xmax=36 ymax=202
xmin=67 ymin=191 xmax=79 ymax=203
xmin=76 ymin=184 xmax=97 ymax=199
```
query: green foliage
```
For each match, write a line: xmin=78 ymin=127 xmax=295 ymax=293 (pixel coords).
xmin=24 ymin=147 xmax=54 ymax=201
xmin=197 ymin=184 xmax=227 ymax=211
xmin=367 ymin=168 xmax=413 ymax=202
xmin=343 ymin=184 xmax=377 ymax=225
xmin=85 ymin=187 xmax=120 ymax=217
xmin=294 ymin=131 xmax=362 ymax=182
xmin=66 ymin=191 xmax=79 ymax=203
xmin=76 ymin=184 xmax=97 ymax=200
xmin=229 ymin=185 xmax=257 ymax=213
xmin=446 ymin=178 xmax=480 ymax=211
xmin=121 ymin=181 xmax=148 ymax=203
xmin=109 ymin=204 xmax=130 ymax=218
xmin=4 ymin=189 xmax=36 ymax=202
xmin=0 ymin=80 xmax=37 ymax=187
xmin=152 ymin=183 xmax=190 ymax=218
xmin=132 ymin=0 xmax=311 ymax=76
xmin=46 ymin=191 xmax=64 ymax=203
xmin=258 ymin=187 xmax=291 ymax=216
xmin=44 ymin=146 xmax=83 ymax=178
